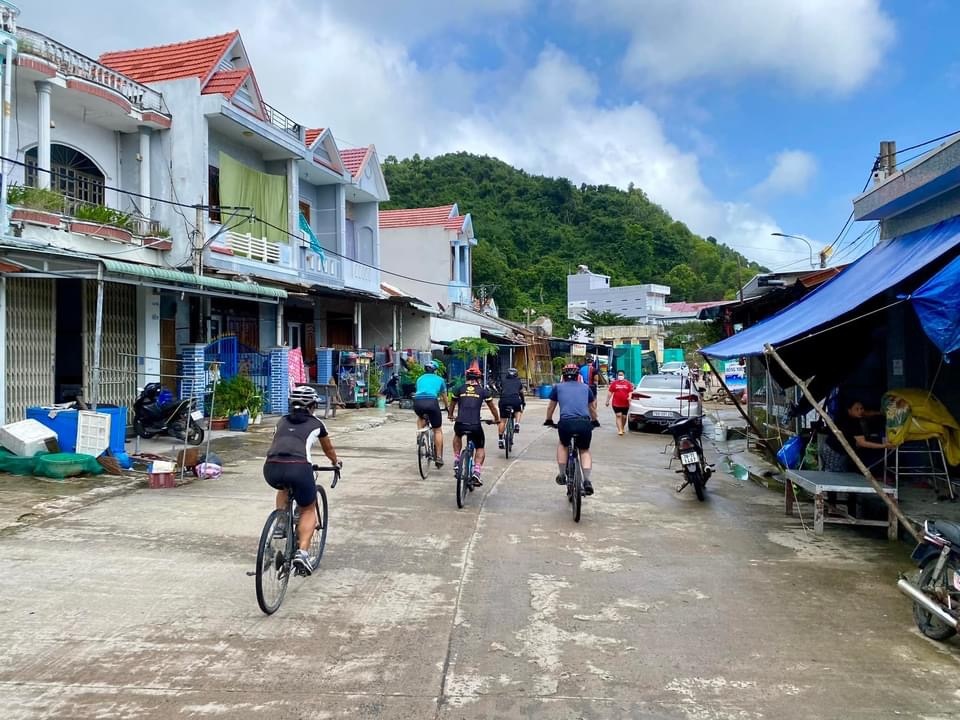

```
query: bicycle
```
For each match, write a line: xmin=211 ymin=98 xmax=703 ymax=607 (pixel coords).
xmin=252 ymin=464 xmax=341 ymax=615
xmin=454 ymin=420 xmax=494 ymax=509
xmin=502 ymin=406 xmax=516 ymax=459
xmin=544 ymin=420 xmax=593 ymax=523
xmin=417 ymin=426 xmax=437 ymax=479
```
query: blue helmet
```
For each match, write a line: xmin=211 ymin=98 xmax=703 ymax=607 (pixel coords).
xmin=424 ymin=361 xmax=437 ymax=373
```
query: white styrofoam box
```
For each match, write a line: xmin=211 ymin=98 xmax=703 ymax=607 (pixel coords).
xmin=150 ymin=460 xmax=175 ymax=473
xmin=0 ymin=419 xmax=58 ymax=457
xmin=76 ymin=411 xmax=111 ymax=458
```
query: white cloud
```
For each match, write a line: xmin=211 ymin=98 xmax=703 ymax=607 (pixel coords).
xmin=31 ymin=1 xmax=846 ymax=271
xmin=753 ymin=150 xmax=818 ymax=197
xmin=575 ymin=0 xmax=895 ymax=94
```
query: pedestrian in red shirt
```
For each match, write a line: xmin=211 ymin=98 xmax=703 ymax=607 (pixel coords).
xmin=606 ymin=370 xmax=634 ymax=436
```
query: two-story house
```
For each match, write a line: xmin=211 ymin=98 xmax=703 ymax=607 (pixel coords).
xmin=0 ymin=3 xmax=290 ymax=423
xmin=99 ymin=31 xmax=391 ymax=361
xmin=566 ymin=265 xmax=671 ymax=324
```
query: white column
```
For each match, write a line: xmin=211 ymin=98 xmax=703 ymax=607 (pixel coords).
xmin=138 ymin=127 xmax=151 ymax=218
xmin=136 ymin=286 xmax=161 ymax=387
xmin=453 ymin=243 xmax=461 ymax=283
xmin=36 ymin=81 xmax=52 ymax=190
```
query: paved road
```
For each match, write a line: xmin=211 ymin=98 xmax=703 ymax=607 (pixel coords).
xmin=2 ymin=400 xmax=959 ymax=719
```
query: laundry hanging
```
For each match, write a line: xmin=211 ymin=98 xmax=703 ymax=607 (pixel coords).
xmin=299 ymin=211 xmax=325 ymax=262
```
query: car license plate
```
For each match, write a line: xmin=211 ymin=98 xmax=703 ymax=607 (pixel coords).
xmin=680 ymin=452 xmax=699 ymax=465
xmin=652 ymin=411 xmax=673 ymax=418
xmin=190 ymin=410 xmax=203 ymax=422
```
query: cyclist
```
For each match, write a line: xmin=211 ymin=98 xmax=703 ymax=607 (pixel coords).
xmin=498 ymin=367 xmax=525 ymax=448
xmin=544 ymin=363 xmax=599 ymax=495
xmin=262 ymin=386 xmax=341 ymax=575
xmin=413 ymin=360 xmax=447 ymax=467
xmin=448 ymin=366 xmax=500 ymax=486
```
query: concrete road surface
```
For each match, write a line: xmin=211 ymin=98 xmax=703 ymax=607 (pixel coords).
xmin=1 ymin=399 xmax=959 ymax=719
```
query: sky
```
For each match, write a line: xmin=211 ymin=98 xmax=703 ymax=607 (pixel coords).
xmin=30 ymin=0 xmax=960 ymax=271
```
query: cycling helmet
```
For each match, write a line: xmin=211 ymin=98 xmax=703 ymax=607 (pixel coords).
xmin=561 ymin=363 xmax=580 ymax=380
xmin=466 ymin=366 xmax=483 ymax=380
xmin=424 ymin=361 xmax=437 ymax=373
xmin=289 ymin=385 xmax=319 ymax=409
xmin=506 ymin=367 xmax=519 ymax=378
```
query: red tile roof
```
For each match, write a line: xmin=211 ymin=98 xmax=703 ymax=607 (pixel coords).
xmin=379 ymin=204 xmax=457 ymax=229
xmin=665 ymin=300 xmax=733 ymax=313
xmin=340 ymin=146 xmax=371 ymax=178
xmin=305 ymin=128 xmax=325 ymax=147
xmin=100 ymin=31 xmax=238 ymax=85
xmin=201 ymin=69 xmax=248 ymax=97
xmin=444 ymin=215 xmax=466 ymax=231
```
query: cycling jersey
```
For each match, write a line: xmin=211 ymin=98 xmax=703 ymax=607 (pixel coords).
xmin=266 ymin=411 xmax=327 ymax=464
xmin=452 ymin=382 xmax=489 ymax=425
xmin=550 ymin=381 xmax=595 ymax=419
xmin=414 ymin=373 xmax=447 ymax=399
xmin=500 ymin=377 xmax=525 ymax=405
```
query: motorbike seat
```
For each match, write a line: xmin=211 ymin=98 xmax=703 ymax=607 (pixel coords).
xmin=930 ymin=520 xmax=960 ymax=547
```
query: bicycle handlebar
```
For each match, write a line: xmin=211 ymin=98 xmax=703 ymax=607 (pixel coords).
xmin=312 ymin=463 xmax=342 ymax=489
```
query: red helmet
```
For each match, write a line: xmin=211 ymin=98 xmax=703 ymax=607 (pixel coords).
xmin=561 ymin=363 xmax=580 ymax=380
xmin=466 ymin=366 xmax=482 ymax=379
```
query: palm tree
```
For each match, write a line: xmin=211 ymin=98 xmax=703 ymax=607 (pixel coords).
xmin=578 ymin=309 xmax=631 ymax=327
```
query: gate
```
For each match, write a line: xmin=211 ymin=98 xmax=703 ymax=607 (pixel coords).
xmin=204 ymin=336 xmax=271 ymax=407
xmin=5 ymin=278 xmax=55 ymax=422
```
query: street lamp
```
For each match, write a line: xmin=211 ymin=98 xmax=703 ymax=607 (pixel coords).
xmin=770 ymin=232 xmax=827 ymax=268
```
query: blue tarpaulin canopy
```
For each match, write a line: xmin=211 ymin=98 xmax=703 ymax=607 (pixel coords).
xmin=702 ymin=217 xmax=960 ymax=359
xmin=912 ymin=253 xmax=960 ymax=356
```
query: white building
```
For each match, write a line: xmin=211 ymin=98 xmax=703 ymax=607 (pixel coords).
xmin=567 ymin=265 xmax=670 ymax=324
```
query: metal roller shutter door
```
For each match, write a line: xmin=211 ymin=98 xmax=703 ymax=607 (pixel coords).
xmin=5 ymin=278 xmax=55 ymax=423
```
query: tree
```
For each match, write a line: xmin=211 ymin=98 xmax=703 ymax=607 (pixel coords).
xmin=578 ymin=309 xmax=631 ymax=327
xmin=663 ymin=321 xmax=723 ymax=364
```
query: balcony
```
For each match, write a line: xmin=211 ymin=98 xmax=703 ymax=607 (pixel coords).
xmin=16 ymin=27 xmax=169 ymax=115
xmin=262 ymin=101 xmax=303 ymax=142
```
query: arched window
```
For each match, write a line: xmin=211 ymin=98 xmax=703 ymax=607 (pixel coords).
xmin=25 ymin=144 xmax=105 ymax=206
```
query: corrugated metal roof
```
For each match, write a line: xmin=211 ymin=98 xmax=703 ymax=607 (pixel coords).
xmin=101 ymin=260 xmax=286 ymax=299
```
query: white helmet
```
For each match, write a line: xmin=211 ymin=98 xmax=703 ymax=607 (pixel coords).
xmin=289 ymin=385 xmax=318 ymax=409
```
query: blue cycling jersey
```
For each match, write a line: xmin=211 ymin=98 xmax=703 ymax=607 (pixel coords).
xmin=414 ymin=373 xmax=447 ymax=399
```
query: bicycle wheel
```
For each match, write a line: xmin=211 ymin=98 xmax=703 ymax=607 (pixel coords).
xmin=417 ymin=432 xmax=431 ymax=479
xmin=504 ymin=420 xmax=512 ymax=459
xmin=456 ymin=450 xmax=471 ymax=508
xmin=307 ymin=485 xmax=329 ymax=570
xmin=255 ymin=508 xmax=292 ymax=615
xmin=571 ymin=460 xmax=583 ymax=523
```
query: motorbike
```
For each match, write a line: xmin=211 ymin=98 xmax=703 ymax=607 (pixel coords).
xmin=667 ymin=416 xmax=712 ymax=502
xmin=897 ymin=519 xmax=960 ymax=641
xmin=133 ymin=382 xmax=205 ymax=445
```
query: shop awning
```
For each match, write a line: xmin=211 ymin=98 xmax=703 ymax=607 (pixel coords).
xmin=102 ymin=259 xmax=286 ymax=300
xmin=703 ymin=217 xmax=960 ymax=359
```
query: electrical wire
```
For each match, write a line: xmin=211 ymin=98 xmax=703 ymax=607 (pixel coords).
xmin=891 ymin=129 xmax=960 ymax=157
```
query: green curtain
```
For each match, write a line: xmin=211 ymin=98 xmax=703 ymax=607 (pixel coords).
xmin=218 ymin=152 xmax=288 ymax=243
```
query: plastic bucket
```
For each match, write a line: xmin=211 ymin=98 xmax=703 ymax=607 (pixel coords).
xmin=376 ymin=396 xmax=386 ymax=409
xmin=538 ymin=384 xmax=554 ymax=399
xmin=228 ymin=413 xmax=249 ymax=432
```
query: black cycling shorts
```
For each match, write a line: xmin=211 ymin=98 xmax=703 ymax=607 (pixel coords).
xmin=413 ymin=397 xmax=443 ymax=429
xmin=263 ymin=461 xmax=316 ymax=507
xmin=558 ymin=417 xmax=593 ymax=450
xmin=612 ymin=405 xmax=629 ymax=416
xmin=454 ymin=422 xmax=486 ymax=449
xmin=498 ymin=397 xmax=524 ymax=416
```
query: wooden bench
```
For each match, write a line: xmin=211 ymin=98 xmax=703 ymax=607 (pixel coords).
xmin=784 ymin=469 xmax=899 ymax=539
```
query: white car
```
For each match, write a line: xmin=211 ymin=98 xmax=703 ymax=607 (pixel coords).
xmin=659 ymin=361 xmax=688 ymax=376
xmin=628 ymin=373 xmax=703 ymax=431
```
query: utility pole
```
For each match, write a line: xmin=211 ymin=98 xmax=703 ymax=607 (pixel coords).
xmin=735 ymin=256 xmax=744 ymax=303
xmin=193 ymin=204 xmax=204 ymax=276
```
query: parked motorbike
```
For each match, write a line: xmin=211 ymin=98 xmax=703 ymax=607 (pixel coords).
xmin=133 ymin=382 xmax=205 ymax=445
xmin=667 ymin=416 xmax=712 ymax=501
xmin=486 ymin=378 xmax=501 ymax=398
xmin=898 ymin=519 xmax=960 ymax=640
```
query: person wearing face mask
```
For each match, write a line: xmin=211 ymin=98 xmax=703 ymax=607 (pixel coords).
xmin=606 ymin=370 xmax=634 ymax=436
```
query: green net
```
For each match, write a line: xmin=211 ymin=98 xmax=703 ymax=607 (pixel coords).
xmin=33 ymin=453 xmax=104 ymax=479
xmin=0 ymin=449 xmax=41 ymax=476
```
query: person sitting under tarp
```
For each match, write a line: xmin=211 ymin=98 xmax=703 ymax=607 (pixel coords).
xmin=821 ymin=398 xmax=894 ymax=473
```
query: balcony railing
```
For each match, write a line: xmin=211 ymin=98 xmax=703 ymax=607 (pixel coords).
xmin=262 ymin=101 xmax=302 ymax=141
xmin=0 ymin=1 xmax=18 ymax=36
xmin=221 ymin=231 xmax=282 ymax=264
xmin=17 ymin=27 xmax=169 ymax=114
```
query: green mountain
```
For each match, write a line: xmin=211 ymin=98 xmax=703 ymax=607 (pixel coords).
xmin=382 ymin=152 xmax=764 ymax=335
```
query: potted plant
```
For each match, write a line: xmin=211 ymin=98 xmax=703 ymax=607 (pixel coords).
xmin=215 ymin=373 xmax=260 ymax=432
xmin=367 ymin=364 xmax=383 ymax=408
xmin=143 ymin=226 xmax=172 ymax=251
xmin=7 ymin=185 xmax=64 ymax=229
xmin=69 ymin=203 xmax=134 ymax=243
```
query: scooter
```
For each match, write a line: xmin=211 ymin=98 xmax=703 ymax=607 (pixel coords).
xmin=383 ymin=374 xmax=401 ymax=404
xmin=667 ymin=416 xmax=712 ymax=502
xmin=897 ymin=519 xmax=960 ymax=641
xmin=133 ymin=382 xmax=205 ymax=445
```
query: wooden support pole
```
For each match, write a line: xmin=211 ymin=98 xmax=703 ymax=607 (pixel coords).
xmin=700 ymin=351 xmax=767 ymax=443
xmin=764 ymin=343 xmax=918 ymax=542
